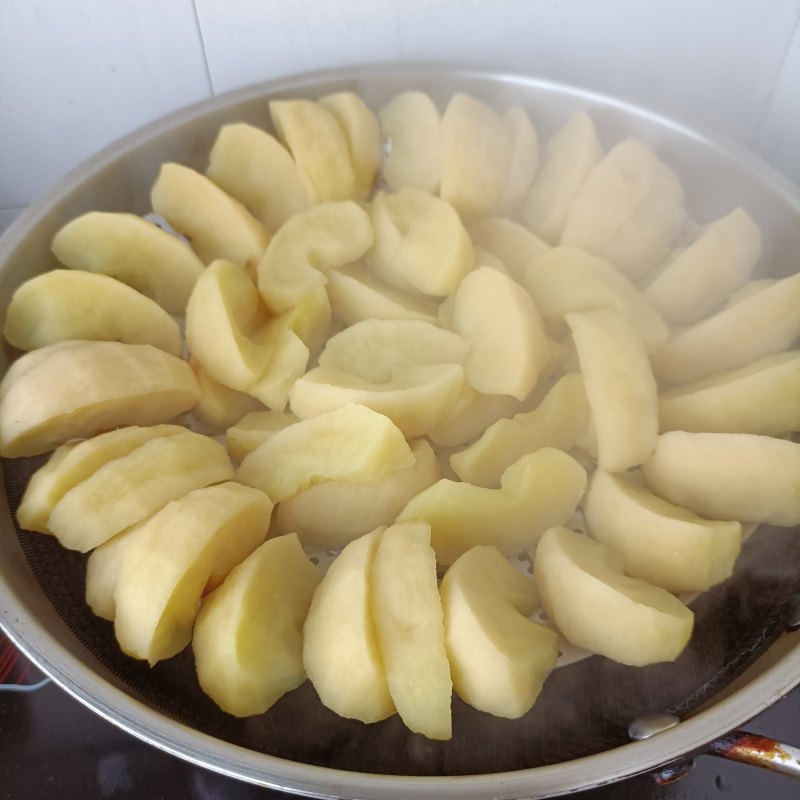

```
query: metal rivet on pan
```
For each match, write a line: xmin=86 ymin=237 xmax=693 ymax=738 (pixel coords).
xmin=628 ymin=713 xmax=681 ymax=741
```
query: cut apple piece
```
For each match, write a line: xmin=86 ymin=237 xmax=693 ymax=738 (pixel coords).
xmin=645 ymin=208 xmax=761 ymax=325
xmin=534 ymin=527 xmax=694 ymax=666
xmin=468 ymin=218 xmax=549 ymax=284
xmin=379 ymin=90 xmax=442 ymax=193
xmin=440 ymin=93 xmax=511 ymax=218
xmin=0 ymin=341 xmax=200 ymax=458
xmin=397 ymin=448 xmax=587 ymax=565
xmin=190 ymin=358 xmax=264 ymax=433
xmin=303 ymin=528 xmax=395 ymax=723
xmin=522 ymin=112 xmax=603 ymax=243
xmin=584 ymin=470 xmax=742 ymax=593
xmin=235 ymin=403 xmax=414 ymax=502
xmin=327 ymin=263 xmax=439 ymax=326
xmin=450 ymin=374 xmax=592 ymax=488
xmin=86 ymin=524 xmax=145 ymax=621
xmin=113 ymin=482 xmax=273 ymax=664
xmin=370 ymin=189 xmax=473 ymax=297
xmin=3 ymin=270 xmax=181 ymax=356
xmin=206 ymin=122 xmax=312 ymax=232
xmin=225 ymin=410 xmax=297 ymax=463
xmin=275 ymin=440 xmax=440 ymax=550
xmin=50 ymin=211 xmax=204 ymax=315
xmin=371 ymin=520 xmax=452 ymax=740
xmin=441 ymin=546 xmax=558 ymax=718
xmin=193 ymin=533 xmax=321 ymax=716
xmin=651 ymin=271 xmax=800 ymax=386
xmin=491 ymin=107 xmax=539 ymax=216
xmin=566 ymin=309 xmax=658 ymax=471
xmin=320 ymin=91 xmax=381 ymax=200
xmin=643 ymin=432 xmax=800 ymax=526
xmin=658 ymin=351 xmax=800 ymax=436
xmin=17 ymin=423 xmax=185 ymax=534
xmin=524 ymin=246 xmax=668 ymax=351
xmin=151 ymin=163 xmax=269 ymax=272
xmin=451 ymin=266 xmax=550 ymax=400
xmin=288 ymin=363 xmax=464 ymax=439
xmin=257 ymin=201 xmax=373 ymax=313
xmin=47 ymin=430 xmax=234 ymax=552
xmin=269 ymin=99 xmax=356 ymax=201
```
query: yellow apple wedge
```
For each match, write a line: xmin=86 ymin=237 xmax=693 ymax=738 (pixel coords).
xmin=658 ymin=351 xmax=800 ymax=436
xmin=3 ymin=270 xmax=181 ymax=356
xmin=151 ymin=163 xmax=269 ymax=272
xmin=235 ymin=404 xmax=414 ymax=503
xmin=257 ymin=201 xmax=373 ymax=314
xmin=643 ymin=432 xmax=800 ymax=526
xmin=491 ymin=107 xmax=539 ymax=216
xmin=85 ymin=524 xmax=143 ymax=621
xmin=534 ymin=527 xmax=694 ymax=666
xmin=397 ymin=448 xmax=587 ymax=565
xmin=113 ymin=482 xmax=273 ymax=664
xmin=651 ymin=271 xmax=800 ymax=386
xmin=50 ymin=211 xmax=204 ymax=315
xmin=47 ymin=430 xmax=234 ymax=552
xmin=468 ymin=218 xmax=549 ymax=284
xmin=269 ymin=99 xmax=356 ymax=201
xmin=371 ymin=520 xmax=452 ymax=740
xmin=441 ymin=546 xmax=558 ymax=718
xmin=0 ymin=341 xmax=200 ymax=458
xmin=584 ymin=470 xmax=742 ymax=593
xmin=206 ymin=122 xmax=312 ymax=232
xmin=450 ymin=373 xmax=592 ymax=488
xmin=645 ymin=208 xmax=761 ymax=325
xmin=225 ymin=409 xmax=298 ymax=463
xmin=566 ymin=309 xmax=658 ymax=471
xmin=303 ymin=528 xmax=395 ymax=723
xmin=189 ymin=358 xmax=264 ymax=434
xmin=522 ymin=112 xmax=603 ymax=243
xmin=17 ymin=423 xmax=185 ymax=534
xmin=274 ymin=440 xmax=440 ymax=550
xmin=193 ymin=533 xmax=321 ymax=716
xmin=379 ymin=90 xmax=442 ymax=193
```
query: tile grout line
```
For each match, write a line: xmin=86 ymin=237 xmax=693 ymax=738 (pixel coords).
xmin=190 ymin=0 xmax=216 ymax=97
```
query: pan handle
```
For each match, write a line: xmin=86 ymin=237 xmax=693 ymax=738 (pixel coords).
xmin=704 ymin=730 xmax=800 ymax=778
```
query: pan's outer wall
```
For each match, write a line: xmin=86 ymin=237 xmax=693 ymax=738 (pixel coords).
xmin=0 ymin=65 xmax=798 ymax=800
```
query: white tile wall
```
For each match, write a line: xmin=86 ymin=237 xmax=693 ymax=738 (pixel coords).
xmin=1 ymin=0 xmax=799 ymax=211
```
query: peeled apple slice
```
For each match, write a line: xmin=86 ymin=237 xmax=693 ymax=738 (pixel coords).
xmin=451 ymin=266 xmax=550 ymax=400
xmin=534 ymin=527 xmax=694 ymax=666
xmin=440 ymin=93 xmax=512 ymax=218
xmin=397 ymin=448 xmax=587 ymax=565
xmin=651 ymin=271 xmax=800 ymax=386
xmin=47 ymin=430 xmax=234 ymax=552
xmin=303 ymin=528 xmax=395 ymax=723
xmin=150 ymin=163 xmax=269 ymax=271
xmin=645 ymin=208 xmax=761 ymax=325
xmin=320 ymin=91 xmax=381 ymax=200
xmin=450 ymin=373 xmax=592 ymax=488
xmin=584 ymin=470 xmax=742 ymax=593
xmin=522 ymin=112 xmax=603 ymax=243
xmin=257 ymin=201 xmax=373 ymax=313
xmin=113 ymin=482 xmax=273 ymax=664
xmin=190 ymin=358 xmax=264 ymax=434
xmin=566 ymin=309 xmax=658 ymax=472
xmin=491 ymin=107 xmax=539 ymax=216
xmin=17 ymin=424 xmax=185 ymax=534
xmin=193 ymin=533 xmax=321 ymax=717
xmin=658 ymin=351 xmax=800 ymax=436
xmin=274 ymin=439 xmax=440 ymax=549
xmin=50 ymin=212 xmax=204 ymax=315
xmin=269 ymin=99 xmax=356 ymax=201
xmin=379 ymin=90 xmax=442 ymax=193
xmin=3 ymin=270 xmax=182 ymax=356
xmin=206 ymin=122 xmax=312 ymax=232
xmin=235 ymin=404 xmax=414 ymax=502
xmin=225 ymin=410 xmax=297 ymax=463
xmin=441 ymin=546 xmax=558 ymax=719
xmin=524 ymin=246 xmax=669 ymax=352
xmin=86 ymin=525 xmax=143 ymax=621
xmin=468 ymin=218 xmax=549 ymax=284
xmin=370 ymin=189 xmax=473 ymax=297
xmin=0 ymin=341 xmax=201 ymax=458
xmin=643 ymin=432 xmax=800 ymax=526
xmin=370 ymin=520 xmax=452 ymax=740
xmin=288 ymin=363 xmax=464 ymax=439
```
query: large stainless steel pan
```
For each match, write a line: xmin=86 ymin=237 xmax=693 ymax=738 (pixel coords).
xmin=0 ymin=65 xmax=798 ymax=798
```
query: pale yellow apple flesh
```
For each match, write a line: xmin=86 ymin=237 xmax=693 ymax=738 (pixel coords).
xmin=468 ymin=217 xmax=549 ymax=284
xmin=225 ymin=409 xmax=298 ymax=463
xmin=492 ymin=107 xmax=539 ymax=216
xmin=190 ymin=358 xmax=264 ymax=434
